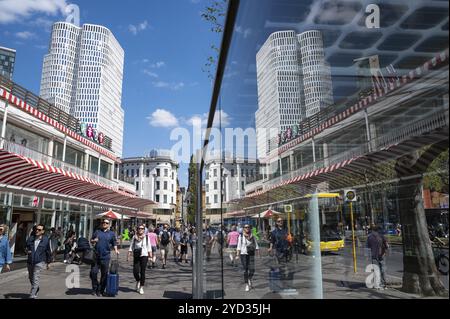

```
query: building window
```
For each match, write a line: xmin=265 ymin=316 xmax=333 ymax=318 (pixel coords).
xmin=214 ymin=169 xmax=217 ymax=177
xmin=214 ymin=194 xmax=218 ymax=204
xmin=136 ymin=181 xmax=139 ymax=191
xmin=146 ymin=169 xmax=150 ymax=177
xmin=131 ymin=169 xmax=135 ymax=177
xmin=206 ymin=197 xmax=210 ymax=204
xmin=231 ymin=169 xmax=234 ymax=177
xmin=241 ymin=181 xmax=245 ymax=191
xmin=172 ymin=172 xmax=174 ymax=179
xmin=206 ymin=184 xmax=209 ymax=192
xmin=164 ymin=195 xmax=167 ymax=204
xmin=164 ymin=181 xmax=168 ymax=190
xmin=164 ymin=169 xmax=168 ymax=177
xmin=156 ymin=181 xmax=160 ymax=190
xmin=171 ymin=197 xmax=174 ymax=204
xmin=156 ymin=195 xmax=160 ymax=203
xmin=214 ymin=181 xmax=218 ymax=190
xmin=136 ymin=169 xmax=139 ymax=177
xmin=171 ymin=184 xmax=174 ymax=192
xmin=156 ymin=168 xmax=160 ymax=177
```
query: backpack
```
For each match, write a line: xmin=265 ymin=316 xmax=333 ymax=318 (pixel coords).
xmin=160 ymin=231 xmax=170 ymax=245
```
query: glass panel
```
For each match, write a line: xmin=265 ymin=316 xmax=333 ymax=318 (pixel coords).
xmin=202 ymin=0 xmax=449 ymax=300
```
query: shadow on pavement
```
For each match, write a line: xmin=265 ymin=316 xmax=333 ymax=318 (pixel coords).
xmin=162 ymin=291 xmax=192 ymax=299
xmin=4 ymin=293 xmax=29 ymax=299
xmin=65 ymin=288 xmax=93 ymax=295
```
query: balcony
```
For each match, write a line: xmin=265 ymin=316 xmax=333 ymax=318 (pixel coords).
xmin=1 ymin=137 xmax=118 ymax=189
xmin=259 ymin=109 xmax=448 ymax=191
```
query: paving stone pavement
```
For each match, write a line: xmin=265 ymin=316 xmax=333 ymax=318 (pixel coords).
xmin=0 ymin=245 xmax=447 ymax=299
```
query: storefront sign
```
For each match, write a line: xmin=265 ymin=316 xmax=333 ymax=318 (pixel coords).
xmin=79 ymin=122 xmax=106 ymax=146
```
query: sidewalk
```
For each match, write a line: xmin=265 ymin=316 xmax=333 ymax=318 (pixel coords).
xmin=0 ymin=246 xmax=192 ymax=299
xmin=0 ymin=245 xmax=447 ymax=299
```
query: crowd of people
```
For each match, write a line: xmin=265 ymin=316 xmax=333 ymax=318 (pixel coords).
xmin=4 ymin=216 xmax=444 ymax=297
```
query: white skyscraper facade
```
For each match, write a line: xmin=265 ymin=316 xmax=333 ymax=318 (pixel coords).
xmin=256 ymin=31 xmax=304 ymax=159
xmin=40 ymin=22 xmax=125 ymax=157
xmin=255 ymin=30 xmax=334 ymax=159
xmin=298 ymin=30 xmax=334 ymax=118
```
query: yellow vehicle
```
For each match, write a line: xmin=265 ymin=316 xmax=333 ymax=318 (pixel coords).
xmin=303 ymin=193 xmax=345 ymax=253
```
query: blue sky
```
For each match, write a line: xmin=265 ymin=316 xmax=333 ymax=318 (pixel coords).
xmin=0 ymin=0 xmax=222 ymax=187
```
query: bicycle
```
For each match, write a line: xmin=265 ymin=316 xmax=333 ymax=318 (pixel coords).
xmin=433 ymin=237 xmax=449 ymax=276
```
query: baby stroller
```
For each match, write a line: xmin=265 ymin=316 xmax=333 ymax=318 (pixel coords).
xmin=67 ymin=237 xmax=91 ymax=265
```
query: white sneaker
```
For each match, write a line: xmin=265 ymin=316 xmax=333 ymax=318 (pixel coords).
xmin=245 ymin=284 xmax=250 ymax=292
xmin=248 ymin=279 xmax=252 ymax=287
xmin=139 ymin=287 xmax=144 ymax=295
xmin=136 ymin=282 xmax=141 ymax=291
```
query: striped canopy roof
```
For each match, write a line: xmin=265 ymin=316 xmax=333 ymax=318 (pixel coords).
xmin=0 ymin=149 xmax=154 ymax=210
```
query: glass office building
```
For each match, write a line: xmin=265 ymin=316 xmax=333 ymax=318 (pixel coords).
xmin=0 ymin=46 xmax=16 ymax=80
xmin=195 ymin=0 xmax=449 ymax=299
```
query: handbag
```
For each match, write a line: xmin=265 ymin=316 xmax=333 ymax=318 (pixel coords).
xmin=246 ymin=236 xmax=256 ymax=256
xmin=82 ymin=248 xmax=96 ymax=265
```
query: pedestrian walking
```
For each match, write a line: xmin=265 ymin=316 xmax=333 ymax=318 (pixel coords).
xmin=25 ymin=224 xmax=52 ymax=299
xmin=189 ymin=227 xmax=197 ymax=259
xmin=49 ymin=227 xmax=62 ymax=262
xmin=0 ymin=224 xmax=13 ymax=273
xmin=236 ymin=224 xmax=259 ymax=292
xmin=179 ymin=232 xmax=189 ymax=263
xmin=63 ymin=229 xmax=76 ymax=263
xmin=172 ymin=227 xmax=182 ymax=262
xmin=90 ymin=219 xmax=119 ymax=297
xmin=367 ymin=224 xmax=389 ymax=289
xmin=227 ymin=225 xmax=240 ymax=266
xmin=268 ymin=217 xmax=294 ymax=291
xmin=159 ymin=224 xmax=171 ymax=269
xmin=147 ymin=226 xmax=158 ymax=268
xmin=127 ymin=224 xmax=151 ymax=295
xmin=203 ymin=225 xmax=214 ymax=261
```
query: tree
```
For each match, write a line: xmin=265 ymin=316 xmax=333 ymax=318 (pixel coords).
xmin=187 ymin=155 xmax=198 ymax=225
xmin=201 ymin=0 xmax=227 ymax=79
xmin=395 ymin=140 xmax=448 ymax=296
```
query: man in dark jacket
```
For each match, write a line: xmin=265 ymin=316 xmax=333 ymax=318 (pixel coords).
xmin=268 ymin=217 xmax=294 ymax=291
xmin=367 ymin=225 xmax=389 ymax=289
xmin=26 ymin=224 xmax=52 ymax=299
xmin=90 ymin=219 xmax=119 ymax=296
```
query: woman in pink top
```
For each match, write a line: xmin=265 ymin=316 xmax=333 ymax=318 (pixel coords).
xmin=147 ymin=227 xmax=158 ymax=268
xmin=227 ymin=225 xmax=240 ymax=266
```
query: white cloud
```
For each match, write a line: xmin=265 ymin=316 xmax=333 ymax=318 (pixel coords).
xmin=148 ymin=109 xmax=179 ymax=127
xmin=128 ymin=20 xmax=149 ymax=35
xmin=0 ymin=0 xmax=67 ymax=24
xmin=186 ymin=110 xmax=231 ymax=127
xmin=15 ymin=31 xmax=35 ymax=39
xmin=150 ymin=61 xmax=165 ymax=68
xmin=152 ymin=81 xmax=185 ymax=91
xmin=235 ymin=26 xmax=252 ymax=39
xmin=143 ymin=70 xmax=159 ymax=78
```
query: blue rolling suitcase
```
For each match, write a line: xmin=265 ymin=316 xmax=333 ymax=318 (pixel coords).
xmin=269 ymin=267 xmax=282 ymax=292
xmin=105 ymin=273 xmax=119 ymax=296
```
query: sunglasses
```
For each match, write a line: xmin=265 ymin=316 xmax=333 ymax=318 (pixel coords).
xmin=277 ymin=220 xmax=283 ymax=223
xmin=36 ymin=228 xmax=44 ymax=231
xmin=102 ymin=222 xmax=110 ymax=225
xmin=138 ymin=227 xmax=144 ymax=230
xmin=244 ymin=226 xmax=250 ymax=228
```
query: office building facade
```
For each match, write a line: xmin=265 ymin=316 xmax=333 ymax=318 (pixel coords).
xmin=40 ymin=22 xmax=125 ymax=157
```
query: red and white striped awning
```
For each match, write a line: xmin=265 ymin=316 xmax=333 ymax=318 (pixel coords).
xmin=0 ymin=149 xmax=154 ymax=209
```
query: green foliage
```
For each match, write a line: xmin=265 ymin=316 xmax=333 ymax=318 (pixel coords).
xmin=201 ymin=0 xmax=227 ymax=79
xmin=187 ymin=155 xmax=198 ymax=223
xmin=424 ymin=149 xmax=449 ymax=193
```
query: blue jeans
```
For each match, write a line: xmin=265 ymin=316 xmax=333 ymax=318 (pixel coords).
xmin=90 ymin=259 xmax=110 ymax=293
xmin=371 ymin=257 xmax=386 ymax=287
